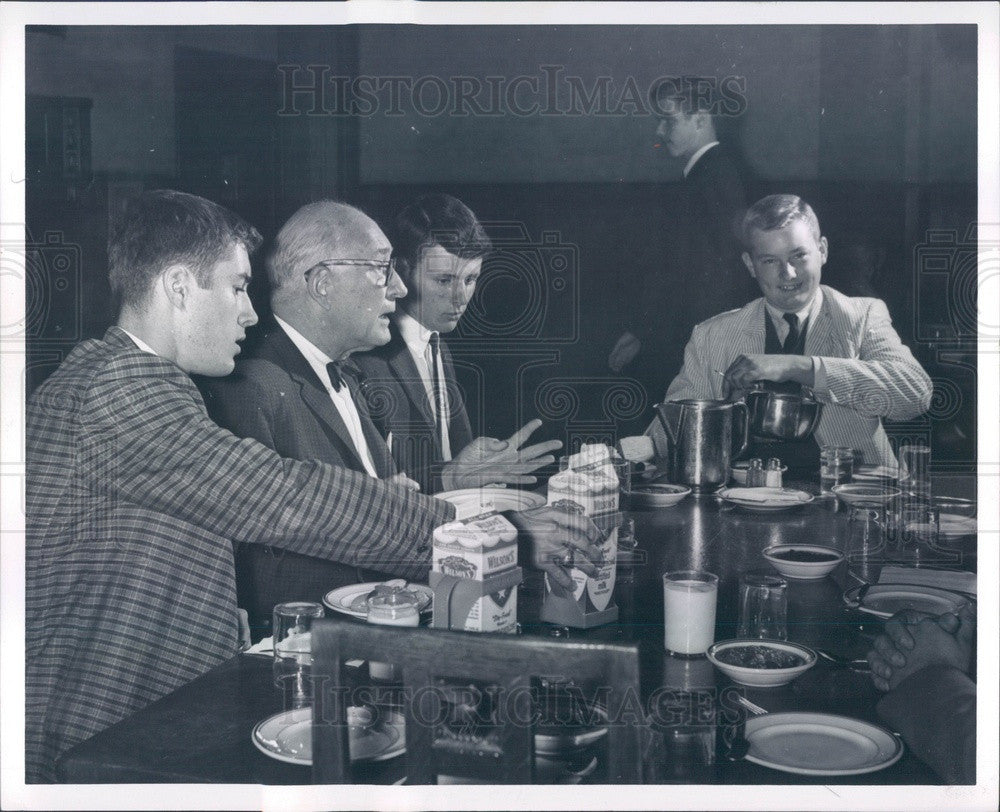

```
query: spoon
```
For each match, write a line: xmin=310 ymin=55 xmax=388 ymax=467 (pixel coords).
xmin=814 ymin=648 xmax=871 ymax=672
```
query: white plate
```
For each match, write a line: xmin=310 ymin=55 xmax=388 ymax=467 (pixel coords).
xmin=718 ymin=487 xmax=814 ymax=512
xmin=627 ymin=483 xmax=691 ymax=509
xmin=251 ymin=707 xmax=405 ymax=766
xmin=939 ymin=514 xmax=977 ymax=538
xmin=435 ymin=487 xmax=545 ymax=519
xmin=843 ymin=583 xmax=968 ymax=619
xmin=744 ymin=712 xmax=903 ymax=776
xmin=323 ymin=581 xmax=433 ymax=619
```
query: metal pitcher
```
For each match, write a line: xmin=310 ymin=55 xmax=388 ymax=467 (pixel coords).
xmin=654 ymin=399 xmax=750 ymax=492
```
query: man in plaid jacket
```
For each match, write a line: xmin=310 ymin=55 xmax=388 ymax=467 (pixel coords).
xmin=25 ymin=190 xmax=601 ymax=782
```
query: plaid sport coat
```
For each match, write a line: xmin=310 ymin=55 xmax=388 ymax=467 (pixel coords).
xmin=649 ymin=286 xmax=932 ymax=466
xmin=25 ymin=327 xmax=453 ymax=781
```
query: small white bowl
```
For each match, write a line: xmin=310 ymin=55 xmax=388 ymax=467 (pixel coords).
xmin=627 ymin=483 xmax=691 ymax=509
xmin=762 ymin=544 xmax=844 ymax=580
xmin=831 ymin=483 xmax=901 ymax=507
xmin=731 ymin=462 xmax=787 ymax=485
xmin=707 ymin=640 xmax=816 ymax=687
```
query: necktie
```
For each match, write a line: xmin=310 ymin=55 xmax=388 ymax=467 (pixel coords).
xmin=428 ymin=333 xmax=448 ymax=452
xmin=782 ymin=313 xmax=800 ymax=353
xmin=326 ymin=361 xmax=345 ymax=392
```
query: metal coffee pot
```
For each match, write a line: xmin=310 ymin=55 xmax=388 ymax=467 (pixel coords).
xmin=744 ymin=382 xmax=823 ymax=441
xmin=654 ymin=399 xmax=750 ymax=492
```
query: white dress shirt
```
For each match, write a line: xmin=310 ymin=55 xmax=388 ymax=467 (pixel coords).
xmin=274 ymin=315 xmax=379 ymax=477
xmin=396 ymin=312 xmax=452 ymax=460
xmin=119 ymin=328 xmax=158 ymax=356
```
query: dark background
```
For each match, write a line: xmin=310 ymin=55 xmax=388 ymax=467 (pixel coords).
xmin=24 ymin=24 xmax=978 ymax=469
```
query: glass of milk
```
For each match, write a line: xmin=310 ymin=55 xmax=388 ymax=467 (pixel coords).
xmin=662 ymin=571 xmax=718 ymax=657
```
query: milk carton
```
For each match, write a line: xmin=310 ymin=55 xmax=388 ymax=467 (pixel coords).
xmin=432 ymin=512 xmax=518 ymax=580
xmin=542 ymin=444 xmax=621 ymax=628
xmin=430 ymin=511 xmax=521 ymax=633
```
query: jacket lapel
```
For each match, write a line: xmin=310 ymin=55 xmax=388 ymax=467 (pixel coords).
xmin=385 ymin=336 xmax=438 ymax=432
xmin=804 ymin=286 xmax=835 ymax=356
xmin=261 ymin=327 xmax=368 ymax=471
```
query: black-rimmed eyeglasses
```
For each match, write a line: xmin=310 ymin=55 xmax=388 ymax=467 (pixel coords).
xmin=307 ymin=257 xmax=398 ymax=287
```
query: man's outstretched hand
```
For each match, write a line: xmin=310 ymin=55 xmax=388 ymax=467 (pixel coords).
xmin=440 ymin=419 xmax=561 ymax=491
xmin=507 ymin=505 xmax=604 ymax=591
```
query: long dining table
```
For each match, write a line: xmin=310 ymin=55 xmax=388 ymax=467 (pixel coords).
xmin=54 ymin=474 xmax=977 ymax=785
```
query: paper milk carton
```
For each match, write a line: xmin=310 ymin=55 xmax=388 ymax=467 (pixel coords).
xmin=430 ymin=512 xmax=521 ymax=633
xmin=542 ymin=443 xmax=621 ymax=628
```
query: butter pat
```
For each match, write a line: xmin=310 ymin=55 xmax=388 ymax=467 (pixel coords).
xmin=567 ymin=443 xmax=613 ymax=471
xmin=432 ymin=511 xmax=518 ymax=580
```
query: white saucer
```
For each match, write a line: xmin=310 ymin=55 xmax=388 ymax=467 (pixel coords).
xmin=842 ymin=583 xmax=968 ymax=619
xmin=251 ymin=707 xmax=405 ymax=766
xmin=744 ymin=712 xmax=903 ymax=775
xmin=718 ymin=487 xmax=814 ymax=512
xmin=434 ymin=487 xmax=545 ymax=519
xmin=323 ymin=581 xmax=433 ymax=619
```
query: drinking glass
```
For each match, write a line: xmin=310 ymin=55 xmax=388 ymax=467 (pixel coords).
xmin=819 ymin=446 xmax=854 ymax=493
xmin=272 ymin=601 xmax=324 ymax=706
xmin=847 ymin=506 xmax=886 ymax=560
xmin=663 ymin=570 xmax=718 ymax=656
xmin=898 ymin=443 xmax=932 ymax=502
xmin=737 ymin=573 xmax=787 ymax=640
xmin=897 ymin=504 xmax=940 ymax=550
xmin=366 ymin=589 xmax=420 ymax=680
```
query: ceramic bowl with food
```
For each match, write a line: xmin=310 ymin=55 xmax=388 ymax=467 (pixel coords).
xmin=707 ymin=640 xmax=817 ymax=687
xmin=762 ymin=544 xmax=844 ymax=580
xmin=627 ymin=483 xmax=691 ymax=509
xmin=730 ymin=461 xmax=788 ymax=486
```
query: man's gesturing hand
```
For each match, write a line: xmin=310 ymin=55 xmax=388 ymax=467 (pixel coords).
xmin=508 ymin=505 xmax=604 ymax=591
xmin=440 ymin=418 xmax=561 ymax=491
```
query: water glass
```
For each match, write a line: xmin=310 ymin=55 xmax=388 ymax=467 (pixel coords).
xmin=663 ymin=570 xmax=718 ymax=657
xmin=897 ymin=504 xmax=940 ymax=550
xmin=272 ymin=601 xmax=324 ymax=706
xmin=737 ymin=573 xmax=787 ymax=640
xmin=366 ymin=589 xmax=420 ymax=680
xmin=898 ymin=443 xmax=932 ymax=501
xmin=819 ymin=446 xmax=854 ymax=493
xmin=847 ymin=506 xmax=886 ymax=561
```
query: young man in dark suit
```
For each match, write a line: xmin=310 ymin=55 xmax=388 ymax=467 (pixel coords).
xmin=609 ymin=80 xmax=753 ymax=398
xmin=356 ymin=194 xmax=561 ymax=494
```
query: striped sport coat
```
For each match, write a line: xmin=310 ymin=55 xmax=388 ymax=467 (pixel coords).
xmin=650 ymin=286 xmax=932 ymax=466
xmin=25 ymin=327 xmax=453 ymax=781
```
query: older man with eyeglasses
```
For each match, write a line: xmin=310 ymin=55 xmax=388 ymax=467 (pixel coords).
xmin=197 ymin=200 xmax=568 ymax=636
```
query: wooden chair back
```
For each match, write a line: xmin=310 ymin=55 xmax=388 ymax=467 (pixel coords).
xmin=311 ymin=617 xmax=642 ymax=784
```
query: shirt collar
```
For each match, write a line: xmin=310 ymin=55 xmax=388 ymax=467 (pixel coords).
xmin=764 ymin=287 xmax=823 ymax=330
xmin=396 ymin=311 xmax=435 ymax=353
xmin=118 ymin=327 xmax=158 ymax=356
xmin=683 ymin=141 xmax=719 ymax=178
xmin=274 ymin=314 xmax=335 ymax=371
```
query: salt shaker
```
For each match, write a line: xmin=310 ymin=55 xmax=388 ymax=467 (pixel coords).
xmin=765 ymin=458 xmax=783 ymax=488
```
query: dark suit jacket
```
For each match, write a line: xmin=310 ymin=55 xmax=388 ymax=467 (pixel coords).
xmin=197 ymin=323 xmax=400 ymax=629
xmin=355 ymin=324 xmax=474 ymax=494
xmin=632 ymin=143 xmax=753 ymax=386
xmin=26 ymin=327 xmax=451 ymax=780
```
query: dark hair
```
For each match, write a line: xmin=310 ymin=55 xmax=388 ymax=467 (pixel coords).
xmin=108 ymin=189 xmax=262 ymax=308
xmin=392 ymin=194 xmax=491 ymax=277
xmin=741 ymin=194 xmax=822 ymax=248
